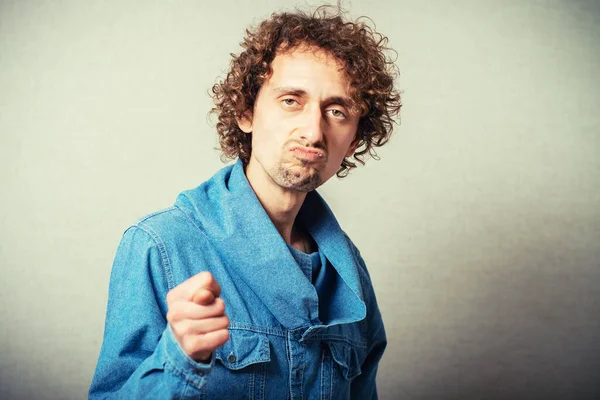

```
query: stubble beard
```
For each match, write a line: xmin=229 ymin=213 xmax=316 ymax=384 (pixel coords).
xmin=267 ymin=160 xmax=324 ymax=192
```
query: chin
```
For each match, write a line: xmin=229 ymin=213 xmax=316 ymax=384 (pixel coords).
xmin=275 ymin=165 xmax=323 ymax=192
xmin=288 ymin=173 xmax=322 ymax=192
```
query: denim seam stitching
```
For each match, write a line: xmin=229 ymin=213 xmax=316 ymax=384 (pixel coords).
xmin=329 ymin=345 xmax=362 ymax=380
xmin=299 ymin=353 xmax=304 ymax=400
xmin=164 ymin=357 xmax=203 ymax=392
xmin=248 ymin=363 xmax=255 ymax=400
xmin=320 ymin=351 xmax=325 ymax=400
xmin=163 ymin=331 xmax=208 ymax=390
xmin=174 ymin=204 xmax=211 ymax=242
xmin=228 ymin=323 xmax=286 ymax=337
xmin=329 ymin=355 xmax=334 ymax=399
xmin=136 ymin=221 xmax=175 ymax=290
xmin=135 ymin=206 xmax=177 ymax=223
xmin=286 ymin=332 xmax=293 ymax=399
xmin=178 ymin=383 xmax=189 ymax=400
xmin=308 ymin=335 xmax=367 ymax=349
xmin=259 ymin=362 xmax=267 ymax=400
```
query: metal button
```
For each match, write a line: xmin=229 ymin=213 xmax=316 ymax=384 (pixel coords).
xmin=196 ymin=370 xmax=205 ymax=377
xmin=227 ymin=353 xmax=236 ymax=363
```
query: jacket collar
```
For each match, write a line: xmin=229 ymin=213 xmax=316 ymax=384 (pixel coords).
xmin=175 ymin=160 xmax=365 ymax=329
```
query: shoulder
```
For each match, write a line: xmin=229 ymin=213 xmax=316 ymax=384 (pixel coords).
xmin=134 ymin=206 xmax=188 ymax=230
xmin=113 ymin=206 xmax=194 ymax=264
xmin=126 ymin=205 xmax=207 ymax=245
xmin=112 ymin=206 xmax=208 ymax=295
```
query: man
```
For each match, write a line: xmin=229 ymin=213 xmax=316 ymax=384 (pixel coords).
xmin=89 ymin=6 xmax=401 ymax=400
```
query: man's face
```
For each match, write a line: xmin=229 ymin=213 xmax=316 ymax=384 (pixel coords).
xmin=238 ymin=45 xmax=360 ymax=192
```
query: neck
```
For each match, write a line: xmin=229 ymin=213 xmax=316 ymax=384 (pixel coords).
xmin=244 ymin=158 xmax=307 ymax=245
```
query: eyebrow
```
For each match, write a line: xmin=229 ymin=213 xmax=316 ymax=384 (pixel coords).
xmin=272 ymin=86 xmax=354 ymax=109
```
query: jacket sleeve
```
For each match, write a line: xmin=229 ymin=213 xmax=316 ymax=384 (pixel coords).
xmin=349 ymin=243 xmax=388 ymax=400
xmin=89 ymin=226 xmax=214 ymax=399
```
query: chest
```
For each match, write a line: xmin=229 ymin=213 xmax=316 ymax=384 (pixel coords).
xmin=201 ymin=325 xmax=367 ymax=400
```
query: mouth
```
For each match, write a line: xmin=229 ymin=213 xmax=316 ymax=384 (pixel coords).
xmin=289 ymin=145 xmax=326 ymax=163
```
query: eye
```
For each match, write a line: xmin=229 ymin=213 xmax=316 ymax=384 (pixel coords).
xmin=327 ymin=108 xmax=347 ymax=119
xmin=282 ymin=98 xmax=299 ymax=107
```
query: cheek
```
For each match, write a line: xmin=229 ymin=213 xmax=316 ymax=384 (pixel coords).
xmin=323 ymin=143 xmax=351 ymax=175
xmin=254 ymin=118 xmax=283 ymax=143
xmin=330 ymin=136 xmax=356 ymax=160
xmin=250 ymin=121 xmax=273 ymax=149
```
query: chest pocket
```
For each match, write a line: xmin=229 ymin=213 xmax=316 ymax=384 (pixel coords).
xmin=321 ymin=341 xmax=365 ymax=400
xmin=328 ymin=341 xmax=364 ymax=380
xmin=202 ymin=329 xmax=271 ymax=400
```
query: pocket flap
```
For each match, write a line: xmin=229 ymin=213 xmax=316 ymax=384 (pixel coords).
xmin=215 ymin=329 xmax=271 ymax=370
xmin=328 ymin=341 xmax=364 ymax=380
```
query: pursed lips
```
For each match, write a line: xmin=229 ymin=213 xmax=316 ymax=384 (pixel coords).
xmin=288 ymin=144 xmax=327 ymax=162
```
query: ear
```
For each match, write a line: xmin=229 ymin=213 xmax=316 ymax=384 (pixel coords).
xmin=345 ymin=138 xmax=360 ymax=158
xmin=236 ymin=111 xmax=253 ymax=133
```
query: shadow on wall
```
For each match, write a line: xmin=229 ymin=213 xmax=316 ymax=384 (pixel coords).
xmin=383 ymin=228 xmax=600 ymax=400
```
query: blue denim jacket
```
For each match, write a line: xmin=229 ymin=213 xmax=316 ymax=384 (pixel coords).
xmin=89 ymin=160 xmax=386 ymax=399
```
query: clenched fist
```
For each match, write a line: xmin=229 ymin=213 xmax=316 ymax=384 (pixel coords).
xmin=166 ymin=271 xmax=230 ymax=362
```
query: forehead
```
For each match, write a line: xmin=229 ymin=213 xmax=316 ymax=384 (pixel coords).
xmin=265 ymin=46 xmax=350 ymax=93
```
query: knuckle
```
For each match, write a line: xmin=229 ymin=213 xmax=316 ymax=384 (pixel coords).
xmin=221 ymin=329 xmax=230 ymax=344
xmin=166 ymin=307 xmax=178 ymax=322
xmin=214 ymin=298 xmax=226 ymax=314
xmin=215 ymin=329 xmax=230 ymax=346
xmin=181 ymin=336 xmax=195 ymax=354
xmin=222 ymin=315 xmax=230 ymax=328
xmin=167 ymin=303 xmax=185 ymax=322
xmin=180 ymin=321 xmax=194 ymax=336
xmin=192 ymin=335 xmax=210 ymax=353
xmin=204 ymin=272 xmax=215 ymax=286
xmin=171 ymin=323 xmax=184 ymax=339
xmin=172 ymin=321 xmax=191 ymax=339
xmin=198 ymin=271 xmax=213 ymax=284
xmin=214 ymin=281 xmax=222 ymax=293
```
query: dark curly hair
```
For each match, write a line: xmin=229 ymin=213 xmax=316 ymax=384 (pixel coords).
xmin=211 ymin=5 xmax=402 ymax=177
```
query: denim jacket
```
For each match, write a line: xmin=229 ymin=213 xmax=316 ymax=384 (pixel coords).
xmin=89 ymin=160 xmax=386 ymax=399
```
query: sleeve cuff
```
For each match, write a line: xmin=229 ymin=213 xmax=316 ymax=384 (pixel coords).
xmin=162 ymin=325 xmax=215 ymax=390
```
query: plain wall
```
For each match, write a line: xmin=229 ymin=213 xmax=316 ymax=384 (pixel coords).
xmin=1 ymin=0 xmax=599 ymax=399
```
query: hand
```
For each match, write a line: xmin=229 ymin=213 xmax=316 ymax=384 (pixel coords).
xmin=166 ymin=272 xmax=230 ymax=362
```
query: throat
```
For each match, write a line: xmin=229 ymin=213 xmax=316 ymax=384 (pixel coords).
xmin=290 ymin=225 xmax=316 ymax=254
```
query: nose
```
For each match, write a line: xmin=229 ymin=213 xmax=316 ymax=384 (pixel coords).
xmin=299 ymin=105 xmax=325 ymax=145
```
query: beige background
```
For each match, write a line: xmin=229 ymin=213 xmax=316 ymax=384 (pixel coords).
xmin=1 ymin=1 xmax=599 ymax=399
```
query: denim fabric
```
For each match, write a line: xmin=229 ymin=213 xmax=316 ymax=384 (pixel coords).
xmin=89 ymin=160 xmax=387 ymax=399
xmin=286 ymin=245 xmax=321 ymax=283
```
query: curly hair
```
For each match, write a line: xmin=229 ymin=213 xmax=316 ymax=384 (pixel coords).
xmin=211 ymin=5 xmax=402 ymax=177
